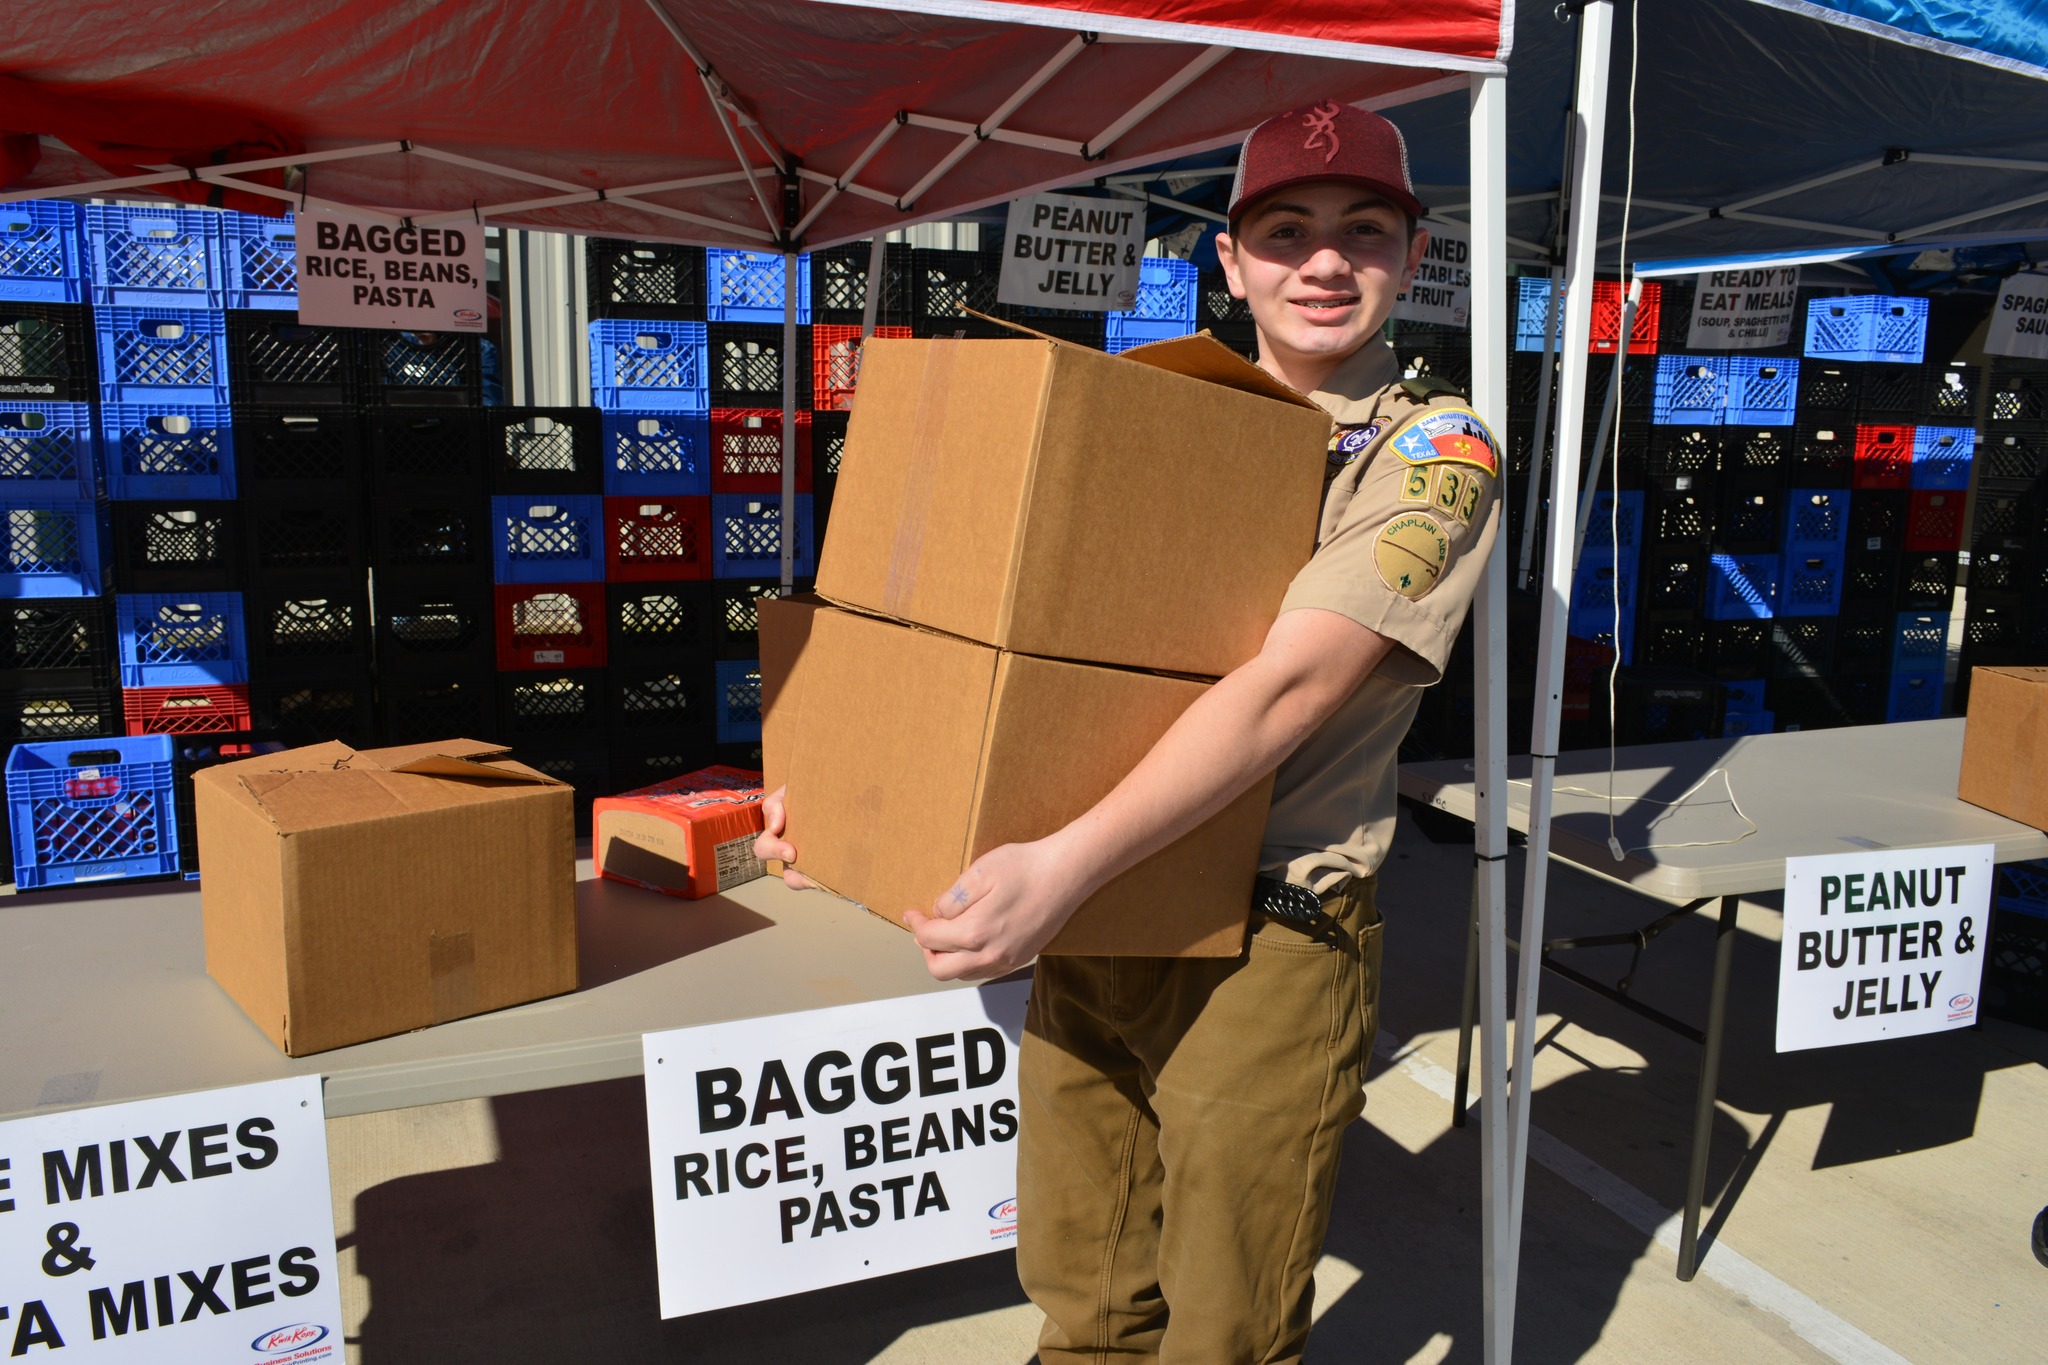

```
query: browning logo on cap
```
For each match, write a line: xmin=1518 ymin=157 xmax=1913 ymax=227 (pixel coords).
xmin=1375 ymin=512 xmax=1450 ymax=599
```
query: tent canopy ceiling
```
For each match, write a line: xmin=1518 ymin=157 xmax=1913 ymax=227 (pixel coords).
xmin=0 ymin=0 xmax=1506 ymax=249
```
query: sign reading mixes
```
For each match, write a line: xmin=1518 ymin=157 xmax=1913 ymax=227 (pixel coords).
xmin=1984 ymin=272 xmax=2048 ymax=361
xmin=1687 ymin=266 xmax=1800 ymax=350
xmin=643 ymin=982 xmax=1028 ymax=1316
xmin=1391 ymin=219 xmax=1471 ymax=328
xmin=0 ymin=1075 xmax=342 ymax=1362
xmin=1776 ymin=845 xmax=1993 ymax=1053
xmin=997 ymin=193 xmax=1142 ymax=312
xmin=293 ymin=210 xmax=487 ymax=332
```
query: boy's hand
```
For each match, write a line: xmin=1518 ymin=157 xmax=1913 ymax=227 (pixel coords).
xmin=905 ymin=837 xmax=1090 ymax=981
xmin=752 ymin=785 xmax=815 ymax=891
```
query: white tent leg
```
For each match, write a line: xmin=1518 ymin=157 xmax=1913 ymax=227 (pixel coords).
xmin=1466 ymin=68 xmax=1515 ymax=1365
xmin=782 ymin=252 xmax=800 ymax=591
xmin=863 ymin=236 xmax=887 ymax=341
xmin=1516 ymin=267 xmax=1563 ymax=589
xmin=1570 ymin=284 xmax=1638 ymax=571
xmin=1506 ymin=0 xmax=1616 ymax=1322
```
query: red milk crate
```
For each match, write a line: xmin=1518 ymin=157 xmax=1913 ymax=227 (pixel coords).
xmin=708 ymin=409 xmax=813 ymax=494
xmin=811 ymin=324 xmax=911 ymax=411
xmin=1853 ymin=424 xmax=1914 ymax=489
xmin=1590 ymin=280 xmax=1661 ymax=356
xmin=604 ymin=495 xmax=714 ymax=582
xmin=121 ymin=683 xmax=252 ymax=736
xmin=1904 ymin=489 xmax=1965 ymax=552
xmin=493 ymin=582 xmax=608 ymax=671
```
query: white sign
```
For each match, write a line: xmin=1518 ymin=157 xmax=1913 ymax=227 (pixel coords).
xmin=0 ymin=1076 xmax=342 ymax=1362
xmin=1391 ymin=218 xmax=1471 ymax=328
xmin=1776 ymin=845 xmax=1993 ymax=1053
xmin=293 ymin=210 xmax=487 ymax=331
xmin=997 ymin=193 xmax=1142 ymax=311
xmin=1687 ymin=266 xmax=1800 ymax=350
xmin=1984 ymin=272 xmax=2048 ymax=360
xmin=643 ymin=982 xmax=1029 ymax=1317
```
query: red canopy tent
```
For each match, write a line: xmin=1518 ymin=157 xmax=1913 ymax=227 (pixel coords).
xmin=1 ymin=2 xmax=1527 ymax=1357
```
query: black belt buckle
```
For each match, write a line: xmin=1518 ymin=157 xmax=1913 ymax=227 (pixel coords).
xmin=1253 ymin=875 xmax=1340 ymax=940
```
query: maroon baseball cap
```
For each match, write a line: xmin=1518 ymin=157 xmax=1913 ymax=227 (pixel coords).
xmin=1227 ymin=101 xmax=1424 ymax=225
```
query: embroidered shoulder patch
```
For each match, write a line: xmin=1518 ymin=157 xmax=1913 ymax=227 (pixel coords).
xmin=1386 ymin=406 xmax=1499 ymax=477
xmin=1373 ymin=512 xmax=1451 ymax=600
xmin=1326 ymin=420 xmax=1385 ymax=467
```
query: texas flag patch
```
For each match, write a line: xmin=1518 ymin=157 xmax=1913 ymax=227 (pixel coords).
xmin=1387 ymin=407 xmax=1499 ymax=477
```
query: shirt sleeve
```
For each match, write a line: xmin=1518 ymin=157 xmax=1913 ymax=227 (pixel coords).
xmin=1279 ymin=396 xmax=1503 ymax=687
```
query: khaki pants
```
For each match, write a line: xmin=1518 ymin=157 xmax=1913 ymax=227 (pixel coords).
xmin=1018 ymin=880 xmax=1383 ymax=1364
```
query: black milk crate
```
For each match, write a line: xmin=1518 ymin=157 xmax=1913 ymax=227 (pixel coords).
xmin=359 ymin=330 xmax=483 ymax=407
xmin=1835 ymin=604 xmax=1896 ymax=676
xmin=1855 ymin=364 xmax=1920 ymax=421
xmin=1588 ymin=353 xmax=1657 ymax=416
xmin=1895 ymin=551 xmax=1958 ymax=611
xmin=812 ymin=410 xmax=849 ymax=484
xmin=1835 ymin=673 xmax=1893 ymax=727
xmin=485 ymin=406 xmax=604 ymax=495
xmin=1841 ymin=545 xmax=1898 ymax=608
xmin=1636 ymin=614 xmax=1704 ymax=670
xmin=1197 ymin=269 xmax=1254 ymax=330
xmin=111 ymin=501 xmax=242 ymax=593
xmin=1702 ymin=619 xmax=1772 ymax=679
xmin=1769 ymin=618 xmax=1837 ymax=678
xmin=1970 ymin=486 xmax=2048 ymax=542
xmin=1766 ymin=677 xmax=1855 ymax=733
xmin=1390 ymin=333 xmax=1471 ymax=394
xmin=367 ymin=408 xmax=487 ymax=492
xmin=1655 ymin=278 xmax=1695 ymax=346
xmin=1967 ymin=539 xmax=2047 ymax=596
xmin=169 ymin=732 xmax=287 ymax=874
xmin=1640 ymin=545 xmax=1708 ymax=614
xmin=1713 ymin=482 xmax=1782 ymax=554
xmin=606 ymin=580 xmax=714 ymax=663
xmin=967 ymin=307 xmax=1105 ymax=348
xmin=1987 ymin=361 xmax=2048 ymax=425
xmin=707 ymin=324 xmax=809 ymax=408
xmin=240 ymin=494 xmax=367 ymax=584
xmin=233 ymin=407 xmax=365 ymax=496
xmin=713 ymin=739 xmax=765 ymax=773
xmin=0 ymin=303 xmax=96 ymax=401
xmin=609 ymin=661 xmax=714 ymax=741
xmin=585 ymin=239 xmax=707 ymax=320
xmin=1977 ymin=425 xmax=2048 ymax=491
xmin=1848 ymin=489 xmax=1907 ymax=548
xmin=1644 ymin=477 xmax=1712 ymax=544
xmin=909 ymin=247 xmax=1002 ymax=330
xmin=1614 ymin=667 xmax=1724 ymax=745
xmin=1648 ymin=427 xmax=1720 ymax=479
xmin=369 ymin=495 xmax=493 ymax=585
xmin=1983 ymin=904 xmax=2048 ymax=1029
xmin=711 ymin=580 xmax=802 ymax=659
xmin=809 ymin=242 xmax=913 ymax=328
xmin=1796 ymin=359 xmax=1859 ymax=416
xmin=609 ymin=735 xmax=720 ymax=794
xmin=378 ymin=667 xmax=499 ymax=746
xmin=497 ymin=668 xmax=609 ymax=734
xmin=1510 ymin=351 xmax=1552 ymax=409
xmin=1 ymin=680 xmax=117 ymax=742
xmin=374 ymin=583 xmax=495 ymax=677
xmin=225 ymin=311 xmax=358 ymax=406
xmin=244 ymin=581 xmax=371 ymax=667
xmin=249 ymin=667 xmax=374 ymax=746
xmin=1921 ymin=362 xmax=1979 ymax=422
xmin=1721 ymin=426 xmax=1790 ymax=479
xmin=1588 ymin=430 xmax=1651 ymax=492
xmin=1961 ymin=592 xmax=2032 ymax=655
xmin=1791 ymin=422 xmax=1854 ymax=487
xmin=0 ymin=599 xmax=112 ymax=679
xmin=503 ymin=732 xmax=609 ymax=833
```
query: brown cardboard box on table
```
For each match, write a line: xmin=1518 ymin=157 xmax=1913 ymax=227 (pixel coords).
xmin=1958 ymin=666 xmax=2048 ymax=831
xmin=195 ymin=738 xmax=578 ymax=1056
xmin=815 ymin=332 xmax=1335 ymax=678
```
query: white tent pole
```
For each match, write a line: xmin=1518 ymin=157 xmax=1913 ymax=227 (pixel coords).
xmin=1570 ymin=281 xmax=1640 ymax=571
xmin=1515 ymin=267 xmax=1562 ymax=589
xmin=1466 ymin=67 xmax=1515 ymax=1365
xmin=897 ymin=36 xmax=1092 ymax=209
xmin=862 ymin=237 xmax=887 ymax=340
xmin=1082 ymin=45 xmax=1231 ymax=157
xmin=1506 ymin=0 xmax=1616 ymax=1320
xmin=782 ymin=252 xmax=799 ymax=591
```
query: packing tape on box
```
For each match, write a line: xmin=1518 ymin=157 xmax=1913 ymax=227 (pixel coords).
xmin=429 ymin=930 xmax=478 ymax=1024
xmin=883 ymin=340 xmax=960 ymax=613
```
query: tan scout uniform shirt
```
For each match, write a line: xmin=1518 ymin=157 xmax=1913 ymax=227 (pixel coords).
xmin=1261 ymin=340 xmax=1503 ymax=894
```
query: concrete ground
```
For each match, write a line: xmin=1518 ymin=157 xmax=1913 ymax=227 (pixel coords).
xmin=326 ymin=814 xmax=2048 ymax=1364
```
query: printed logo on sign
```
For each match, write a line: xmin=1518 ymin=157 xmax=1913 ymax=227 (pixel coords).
xmin=988 ymin=1196 xmax=1018 ymax=1240
xmin=1948 ymin=992 xmax=1976 ymax=1020
xmin=253 ymin=1322 xmax=330 ymax=1352
xmin=454 ymin=308 xmax=483 ymax=322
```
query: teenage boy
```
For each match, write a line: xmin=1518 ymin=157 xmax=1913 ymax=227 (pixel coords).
xmin=758 ymin=101 xmax=1499 ymax=1362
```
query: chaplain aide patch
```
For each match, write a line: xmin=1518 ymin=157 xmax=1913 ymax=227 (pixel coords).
xmin=1374 ymin=512 xmax=1451 ymax=600
xmin=1327 ymin=420 xmax=1385 ymax=467
xmin=1387 ymin=406 xmax=1499 ymax=477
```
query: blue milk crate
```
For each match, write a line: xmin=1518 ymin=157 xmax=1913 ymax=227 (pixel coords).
xmin=96 ymin=309 xmax=232 ymax=405
xmin=711 ymin=494 xmax=814 ymax=579
xmin=705 ymin=250 xmax=810 ymax=324
xmin=221 ymin=211 xmax=298 ymax=309
xmin=1582 ymin=490 xmax=1644 ymax=556
xmin=116 ymin=592 xmax=248 ymax=686
xmin=1782 ymin=489 xmax=1849 ymax=553
xmin=1804 ymin=295 xmax=1929 ymax=364
xmin=1569 ymin=552 xmax=1638 ymax=663
xmin=1778 ymin=548 xmax=1845 ymax=618
xmin=0 ymin=202 xmax=88 ymax=304
xmin=0 ymin=498 xmax=110 ymax=597
xmin=1723 ymin=356 xmax=1800 ymax=426
xmin=1910 ymin=426 xmax=1974 ymax=490
xmin=1996 ymin=862 xmax=2048 ymax=921
xmin=1118 ymin=257 xmax=1200 ymax=326
xmin=600 ymin=411 xmax=711 ymax=496
xmin=1652 ymin=354 xmax=1727 ymax=425
xmin=1887 ymin=670 xmax=1943 ymax=722
xmin=1105 ymin=314 xmax=1196 ymax=347
xmin=491 ymin=494 xmax=606 ymax=583
xmin=84 ymin=206 xmax=227 ymax=308
xmin=1722 ymin=708 xmax=1774 ymax=737
xmin=1706 ymin=552 xmax=1778 ymax=620
xmin=0 ymin=403 xmax=99 ymax=498
xmin=100 ymin=405 xmax=236 ymax=500
xmin=1723 ymin=678 xmax=1768 ymax=712
xmin=714 ymin=658 xmax=763 ymax=743
xmin=589 ymin=320 xmax=709 ymax=410
xmin=6 ymin=736 xmax=179 ymax=888
xmin=1513 ymin=276 xmax=1556 ymax=352
xmin=1890 ymin=610 xmax=1948 ymax=675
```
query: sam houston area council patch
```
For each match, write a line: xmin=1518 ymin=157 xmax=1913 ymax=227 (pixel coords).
xmin=1374 ymin=512 xmax=1450 ymax=599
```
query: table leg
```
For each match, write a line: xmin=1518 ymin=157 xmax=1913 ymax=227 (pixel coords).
xmin=1677 ymin=893 xmax=1739 ymax=1280
xmin=1454 ymin=882 xmax=1480 ymax=1127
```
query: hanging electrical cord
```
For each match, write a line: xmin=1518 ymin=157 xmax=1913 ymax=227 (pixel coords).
xmin=1602 ymin=0 xmax=1643 ymax=860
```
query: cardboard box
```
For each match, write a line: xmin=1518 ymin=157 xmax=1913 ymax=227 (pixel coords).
xmin=1959 ymin=666 xmax=2048 ymax=831
xmin=594 ymin=765 xmax=767 ymax=899
xmin=779 ymin=606 xmax=1270 ymax=957
xmin=195 ymin=739 xmax=578 ymax=1056
xmin=815 ymin=333 xmax=1332 ymax=678
xmin=758 ymin=592 xmax=825 ymax=798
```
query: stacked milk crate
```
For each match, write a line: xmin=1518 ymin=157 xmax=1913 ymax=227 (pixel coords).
xmin=1957 ymin=358 xmax=2048 ymax=705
